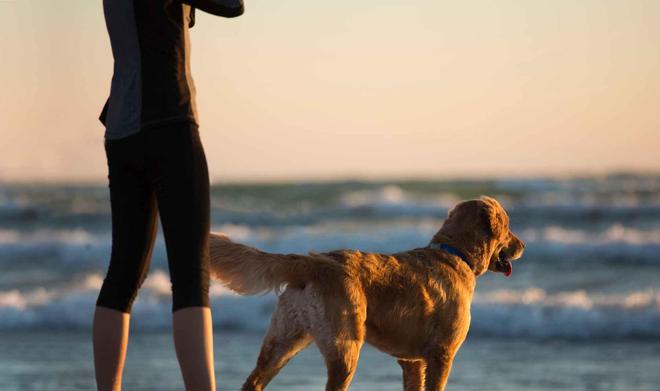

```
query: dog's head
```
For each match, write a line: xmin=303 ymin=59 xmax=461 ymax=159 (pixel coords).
xmin=431 ymin=196 xmax=525 ymax=277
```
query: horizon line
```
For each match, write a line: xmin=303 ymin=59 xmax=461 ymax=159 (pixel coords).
xmin=1 ymin=168 xmax=658 ymax=186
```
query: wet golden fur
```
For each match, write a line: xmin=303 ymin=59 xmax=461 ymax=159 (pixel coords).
xmin=209 ymin=196 xmax=525 ymax=391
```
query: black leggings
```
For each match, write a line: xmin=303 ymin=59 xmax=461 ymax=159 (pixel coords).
xmin=97 ymin=121 xmax=211 ymax=313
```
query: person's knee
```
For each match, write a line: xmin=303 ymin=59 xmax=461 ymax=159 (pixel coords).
xmin=96 ymin=277 xmax=143 ymax=313
xmin=171 ymin=273 xmax=210 ymax=312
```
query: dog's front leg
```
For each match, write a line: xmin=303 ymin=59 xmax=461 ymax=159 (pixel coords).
xmin=397 ymin=359 xmax=425 ymax=391
xmin=423 ymin=348 xmax=456 ymax=391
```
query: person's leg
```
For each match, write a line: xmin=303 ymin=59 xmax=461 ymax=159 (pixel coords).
xmin=146 ymin=121 xmax=215 ymax=391
xmin=93 ymin=307 xmax=130 ymax=391
xmin=94 ymin=134 xmax=159 ymax=391
xmin=172 ymin=307 xmax=216 ymax=391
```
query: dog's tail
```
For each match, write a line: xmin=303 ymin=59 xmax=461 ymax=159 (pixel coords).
xmin=208 ymin=232 xmax=344 ymax=295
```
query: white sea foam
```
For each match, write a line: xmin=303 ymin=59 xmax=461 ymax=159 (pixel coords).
xmin=470 ymin=288 xmax=660 ymax=338
xmin=0 ymin=228 xmax=100 ymax=245
xmin=222 ymin=223 xmax=660 ymax=256
xmin=337 ymin=186 xmax=458 ymax=216
xmin=521 ymin=225 xmax=660 ymax=246
xmin=340 ymin=185 xmax=408 ymax=207
xmin=4 ymin=218 xmax=660 ymax=250
xmin=0 ymin=270 xmax=255 ymax=331
xmin=1 ymin=273 xmax=659 ymax=338
xmin=2 ymin=222 xmax=660 ymax=271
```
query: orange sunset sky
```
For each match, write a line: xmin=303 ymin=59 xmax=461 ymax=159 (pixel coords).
xmin=1 ymin=0 xmax=659 ymax=182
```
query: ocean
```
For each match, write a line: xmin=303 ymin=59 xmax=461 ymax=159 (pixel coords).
xmin=1 ymin=175 xmax=659 ymax=390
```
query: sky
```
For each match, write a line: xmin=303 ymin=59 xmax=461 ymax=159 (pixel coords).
xmin=1 ymin=0 xmax=659 ymax=183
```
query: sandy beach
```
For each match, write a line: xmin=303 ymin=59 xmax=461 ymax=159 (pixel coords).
xmin=2 ymin=331 xmax=659 ymax=391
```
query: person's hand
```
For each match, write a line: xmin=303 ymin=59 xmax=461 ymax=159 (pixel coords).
xmin=183 ymin=0 xmax=244 ymax=18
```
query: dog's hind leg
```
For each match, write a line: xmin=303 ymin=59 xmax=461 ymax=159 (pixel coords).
xmin=316 ymin=337 xmax=363 ymax=391
xmin=423 ymin=348 xmax=457 ymax=391
xmin=241 ymin=331 xmax=311 ymax=391
xmin=397 ymin=359 xmax=426 ymax=391
xmin=241 ymin=303 xmax=312 ymax=391
xmin=313 ymin=303 xmax=366 ymax=391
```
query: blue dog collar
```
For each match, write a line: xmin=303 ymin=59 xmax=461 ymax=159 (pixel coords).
xmin=428 ymin=243 xmax=471 ymax=267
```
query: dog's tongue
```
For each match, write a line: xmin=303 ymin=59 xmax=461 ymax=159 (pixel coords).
xmin=502 ymin=260 xmax=512 ymax=277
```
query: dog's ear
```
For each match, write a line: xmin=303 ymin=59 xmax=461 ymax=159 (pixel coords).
xmin=479 ymin=196 xmax=507 ymax=238
xmin=444 ymin=199 xmax=491 ymax=236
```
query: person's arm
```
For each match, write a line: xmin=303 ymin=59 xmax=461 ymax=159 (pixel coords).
xmin=182 ymin=0 xmax=244 ymax=18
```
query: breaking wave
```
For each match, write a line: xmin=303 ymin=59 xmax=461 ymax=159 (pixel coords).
xmin=1 ymin=223 xmax=659 ymax=268
xmin=1 ymin=272 xmax=659 ymax=339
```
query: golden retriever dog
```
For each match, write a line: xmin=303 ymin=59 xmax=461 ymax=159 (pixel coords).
xmin=208 ymin=196 xmax=525 ymax=391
